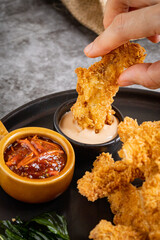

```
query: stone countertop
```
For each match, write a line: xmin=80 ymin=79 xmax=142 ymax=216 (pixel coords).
xmin=0 ymin=0 xmax=159 ymax=119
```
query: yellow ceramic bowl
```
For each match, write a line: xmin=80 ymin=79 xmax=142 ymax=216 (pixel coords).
xmin=0 ymin=127 xmax=75 ymax=203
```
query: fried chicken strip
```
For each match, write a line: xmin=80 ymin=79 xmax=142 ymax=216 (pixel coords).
xmin=78 ymin=117 xmax=160 ymax=240
xmin=141 ymin=174 xmax=160 ymax=240
xmin=89 ymin=220 xmax=144 ymax=240
xmin=77 ymin=152 xmax=143 ymax=201
xmin=71 ymin=42 xmax=146 ymax=132
xmin=88 ymin=175 xmax=160 ymax=240
xmin=108 ymin=184 xmax=149 ymax=235
xmin=108 ymin=174 xmax=160 ymax=240
xmin=78 ymin=117 xmax=160 ymax=201
xmin=118 ymin=117 xmax=160 ymax=178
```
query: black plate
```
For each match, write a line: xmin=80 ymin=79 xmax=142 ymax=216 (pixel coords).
xmin=1 ymin=88 xmax=160 ymax=239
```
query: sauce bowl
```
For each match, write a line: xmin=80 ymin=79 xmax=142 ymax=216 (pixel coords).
xmin=53 ymin=99 xmax=124 ymax=162
xmin=0 ymin=126 xmax=75 ymax=203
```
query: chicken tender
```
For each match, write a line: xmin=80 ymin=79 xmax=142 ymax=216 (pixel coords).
xmin=71 ymin=42 xmax=146 ymax=132
xmin=77 ymin=152 xmax=143 ymax=201
xmin=118 ymin=117 xmax=160 ymax=178
xmin=77 ymin=117 xmax=160 ymax=239
xmin=108 ymin=175 xmax=160 ymax=239
xmin=141 ymin=174 xmax=160 ymax=240
xmin=89 ymin=179 xmax=160 ymax=240
xmin=89 ymin=220 xmax=144 ymax=240
xmin=108 ymin=184 xmax=149 ymax=235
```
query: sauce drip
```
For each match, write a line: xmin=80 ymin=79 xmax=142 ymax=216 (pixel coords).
xmin=59 ymin=111 xmax=119 ymax=144
xmin=4 ymin=135 xmax=66 ymax=179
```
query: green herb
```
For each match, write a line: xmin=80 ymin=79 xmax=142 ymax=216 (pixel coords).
xmin=0 ymin=212 xmax=70 ymax=240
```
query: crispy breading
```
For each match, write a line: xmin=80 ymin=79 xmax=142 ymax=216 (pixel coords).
xmin=141 ymin=174 xmax=160 ymax=240
xmin=77 ymin=118 xmax=160 ymax=200
xmin=108 ymin=175 xmax=160 ymax=239
xmin=89 ymin=220 xmax=144 ymax=240
xmin=71 ymin=42 xmax=146 ymax=132
xmin=89 ymin=179 xmax=160 ymax=240
xmin=77 ymin=117 xmax=160 ymax=239
xmin=118 ymin=118 xmax=160 ymax=178
xmin=77 ymin=152 xmax=143 ymax=201
xmin=77 ymin=153 xmax=114 ymax=201
xmin=108 ymin=185 xmax=149 ymax=235
xmin=117 ymin=116 xmax=139 ymax=143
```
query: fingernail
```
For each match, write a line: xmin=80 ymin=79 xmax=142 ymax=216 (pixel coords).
xmin=154 ymin=34 xmax=160 ymax=43
xmin=157 ymin=35 xmax=160 ymax=43
xmin=84 ymin=42 xmax=94 ymax=55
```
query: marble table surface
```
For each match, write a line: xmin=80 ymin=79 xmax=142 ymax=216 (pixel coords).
xmin=0 ymin=0 xmax=160 ymax=119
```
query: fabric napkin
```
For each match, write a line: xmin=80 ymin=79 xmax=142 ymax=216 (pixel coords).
xmin=61 ymin=0 xmax=107 ymax=35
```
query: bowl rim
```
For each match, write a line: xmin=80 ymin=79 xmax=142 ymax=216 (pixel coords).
xmin=0 ymin=127 xmax=75 ymax=185
xmin=53 ymin=98 xmax=124 ymax=147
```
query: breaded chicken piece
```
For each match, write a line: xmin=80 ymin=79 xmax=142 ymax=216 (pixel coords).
xmin=71 ymin=42 xmax=146 ymax=132
xmin=118 ymin=118 xmax=160 ymax=178
xmin=77 ymin=153 xmax=114 ymax=201
xmin=108 ymin=175 xmax=160 ymax=240
xmin=117 ymin=117 xmax=139 ymax=143
xmin=78 ymin=117 xmax=160 ymax=201
xmin=89 ymin=220 xmax=144 ymax=240
xmin=108 ymin=184 xmax=149 ymax=235
xmin=89 ymin=178 xmax=160 ymax=240
xmin=77 ymin=152 xmax=143 ymax=201
xmin=141 ymin=174 xmax=160 ymax=240
xmin=78 ymin=117 xmax=160 ymax=239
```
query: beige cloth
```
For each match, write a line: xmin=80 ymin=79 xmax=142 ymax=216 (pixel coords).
xmin=61 ymin=0 xmax=107 ymax=35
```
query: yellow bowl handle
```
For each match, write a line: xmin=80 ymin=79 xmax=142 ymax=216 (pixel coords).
xmin=0 ymin=121 xmax=8 ymax=141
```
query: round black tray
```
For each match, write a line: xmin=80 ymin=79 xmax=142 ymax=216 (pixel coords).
xmin=1 ymin=88 xmax=160 ymax=239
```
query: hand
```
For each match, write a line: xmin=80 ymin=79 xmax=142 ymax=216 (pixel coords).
xmin=84 ymin=0 xmax=160 ymax=89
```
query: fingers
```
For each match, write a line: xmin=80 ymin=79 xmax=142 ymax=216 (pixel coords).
xmin=103 ymin=0 xmax=129 ymax=29
xmin=147 ymin=34 xmax=160 ymax=43
xmin=118 ymin=61 xmax=160 ymax=89
xmin=84 ymin=4 xmax=160 ymax=57
xmin=103 ymin=0 xmax=160 ymax=29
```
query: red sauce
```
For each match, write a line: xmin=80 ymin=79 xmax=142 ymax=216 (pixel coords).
xmin=4 ymin=135 xmax=67 ymax=179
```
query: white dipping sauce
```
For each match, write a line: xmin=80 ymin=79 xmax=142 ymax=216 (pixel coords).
xmin=59 ymin=111 xmax=119 ymax=144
